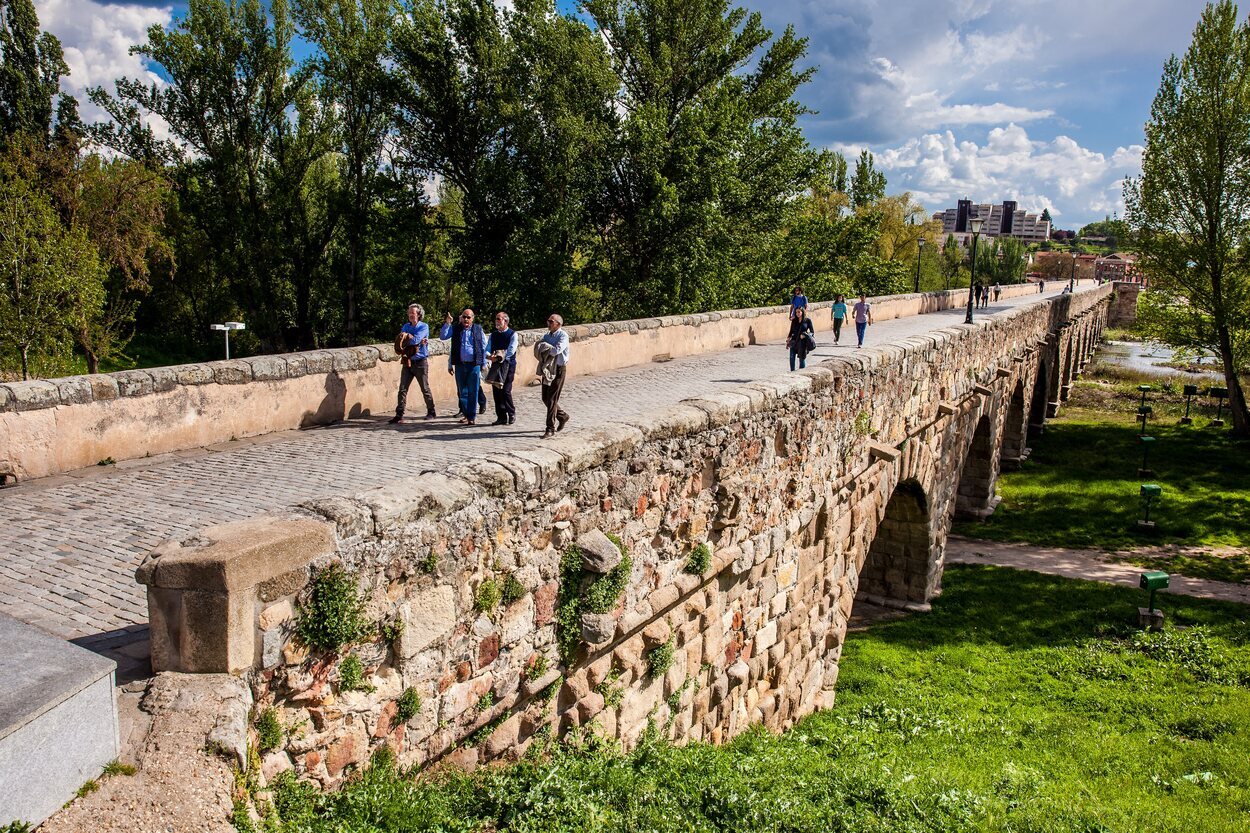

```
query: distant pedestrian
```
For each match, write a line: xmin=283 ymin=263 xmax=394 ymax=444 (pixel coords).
xmin=389 ymin=303 xmax=436 ymax=423
xmin=788 ymin=285 xmax=808 ymax=320
xmin=787 ymin=306 xmax=815 ymax=370
xmin=441 ymin=308 xmax=489 ymax=426
xmin=1039 ymin=280 xmax=1045 ymax=294
xmin=852 ymin=293 xmax=873 ymax=347
xmin=993 ymin=282 xmax=1002 ymax=302
xmin=974 ymin=281 xmax=985 ymax=309
xmin=441 ymin=311 xmax=488 ymax=418
xmin=487 ymin=311 xmax=518 ymax=425
xmin=831 ymin=294 xmax=848 ymax=344
xmin=536 ymin=313 xmax=570 ymax=439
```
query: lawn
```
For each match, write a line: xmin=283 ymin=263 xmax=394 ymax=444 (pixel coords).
xmin=953 ymin=366 xmax=1250 ymax=554
xmin=246 ymin=566 xmax=1250 ymax=833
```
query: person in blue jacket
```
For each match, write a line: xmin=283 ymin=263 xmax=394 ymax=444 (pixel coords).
xmin=389 ymin=303 xmax=436 ymax=423
xmin=440 ymin=308 xmax=489 ymax=425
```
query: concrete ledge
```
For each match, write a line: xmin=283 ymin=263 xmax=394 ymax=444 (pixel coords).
xmin=0 ymin=614 xmax=117 ymax=828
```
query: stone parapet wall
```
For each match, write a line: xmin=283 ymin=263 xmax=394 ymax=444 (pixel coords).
xmin=135 ymin=286 xmax=1112 ymax=786
xmin=0 ymin=284 xmax=1044 ymax=482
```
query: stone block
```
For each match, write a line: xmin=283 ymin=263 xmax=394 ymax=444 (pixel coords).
xmin=578 ymin=528 xmax=622 ymax=573
xmin=171 ymin=363 xmax=215 ymax=385
xmin=245 ymin=355 xmax=289 ymax=381
xmin=11 ymin=380 xmax=59 ymax=411
xmin=0 ymin=384 xmax=12 ymax=411
xmin=213 ymin=361 xmax=253 ymax=385
xmin=113 ymin=369 xmax=153 ymax=397
xmin=147 ymin=366 xmax=178 ymax=392
xmin=397 ymin=585 xmax=457 ymax=660
xmin=54 ymin=376 xmax=94 ymax=405
xmin=358 ymin=473 xmax=476 ymax=532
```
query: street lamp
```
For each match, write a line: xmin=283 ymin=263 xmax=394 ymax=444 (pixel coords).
xmin=915 ymin=235 xmax=925 ymax=293
xmin=966 ymin=216 xmax=984 ymax=324
xmin=210 ymin=321 xmax=246 ymax=359
xmin=1069 ymin=255 xmax=1076 ymax=293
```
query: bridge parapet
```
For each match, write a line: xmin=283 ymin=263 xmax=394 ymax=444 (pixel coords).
xmin=133 ymin=285 xmax=1111 ymax=785
xmin=1 ymin=284 xmax=1050 ymax=482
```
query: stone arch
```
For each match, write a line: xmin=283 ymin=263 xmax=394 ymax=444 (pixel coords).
xmin=955 ymin=414 xmax=998 ymax=519
xmin=1000 ymin=380 xmax=1027 ymax=470
xmin=1060 ymin=335 xmax=1076 ymax=402
xmin=858 ymin=479 xmax=935 ymax=606
xmin=1029 ymin=360 xmax=1049 ymax=437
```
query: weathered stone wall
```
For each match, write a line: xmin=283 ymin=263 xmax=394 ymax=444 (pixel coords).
xmin=1107 ymin=280 xmax=1142 ymax=328
xmin=135 ymin=286 xmax=1110 ymax=787
xmin=0 ymin=284 xmax=1046 ymax=482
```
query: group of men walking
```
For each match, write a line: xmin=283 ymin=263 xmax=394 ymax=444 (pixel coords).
xmin=391 ymin=305 xmax=570 ymax=438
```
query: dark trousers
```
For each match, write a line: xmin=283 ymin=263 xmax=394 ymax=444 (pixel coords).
xmin=397 ymin=358 xmax=434 ymax=417
xmin=542 ymin=365 xmax=568 ymax=432
xmin=832 ymin=317 xmax=844 ymax=341
xmin=491 ymin=360 xmax=516 ymax=421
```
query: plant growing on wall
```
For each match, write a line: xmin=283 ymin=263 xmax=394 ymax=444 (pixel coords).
xmin=685 ymin=543 xmax=711 ymax=575
xmin=255 ymin=707 xmax=283 ymax=753
xmin=475 ymin=578 xmax=502 ymax=612
xmin=295 ymin=564 xmax=369 ymax=653
xmin=648 ymin=638 xmax=676 ymax=677
xmin=337 ymin=654 xmax=374 ymax=693
xmin=395 ymin=688 xmax=421 ymax=723
xmin=501 ymin=574 xmax=526 ymax=606
xmin=556 ymin=536 xmax=633 ymax=665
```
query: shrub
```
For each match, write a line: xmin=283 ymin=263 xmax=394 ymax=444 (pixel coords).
xmin=648 ymin=638 xmax=675 ymax=677
xmin=595 ymin=666 xmax=624 ymax=707
xmin=395 ymin=688 xmax=421 ymax=724
xmin=296 ymin=564 xmax=369 ymax=653
xmin=475 ymin=578 xmax=502 ymax=612
xmin=338 ymin=654 xmax=374 ymax=693
xmin=685 ymin=543 xmax=711 ymax=575
xmin=418 ymin=552 xmax=439 ymax=573
xmin=476 ymin=691 xmax=495 ymax=713
xmin=559 ymin=542 xmax=634 ymax=664
xmin=379 ymin=617 xmax=404 ymax=644
xmin=501 ymin=574 xmax=526 ymax=606
xmin=524 ymin=652 xmax=550 ymax=681
xmin=255 ymin=707 xmax=283 ymax=753
xmin=102 ymin=759 xmax=136 ymax=777
xmin=584 ymin=556 xmax=632 ymax=613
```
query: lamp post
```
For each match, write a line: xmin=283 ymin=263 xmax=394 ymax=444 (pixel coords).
xmin=1069 ymin=255 xmax=1076 ymax=292
xmin=210 ymin=321 xmax=246 ymax=359
xmin=915 ymin=235 xmax=925 ymax=294
xmin=965 ymin=216 xmax=983 ymax=324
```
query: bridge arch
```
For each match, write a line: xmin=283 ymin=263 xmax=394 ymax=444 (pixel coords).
xmin=1000 ymin=379 xmax=1027 ymax=470
xmin=858 ymin=479 xmax=935 ymax=607
xmin=955 ymin=414 xmax=998 ymax=519
xmin=1029 ymin=360 xmax=1049 ymax=436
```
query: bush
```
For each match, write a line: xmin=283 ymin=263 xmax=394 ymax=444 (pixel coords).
xmin=648 ymin=638 xmax=675 ymax=677
xmin=524 ymin=652 xmax=550 ymax=680
xmin=685 ymin=543 xmax=711 ymax=575
xmin=338 ymin=654 xmax=374 ymax=693
xmin=255 ymin=707 xmax=283 ymax=753
xmin=475 ymin=578 xmax=502 ymax=612
xmin=501 ymin=574 xmax=526 ymax=606
xmin=395 ymin=688 xmax=421 ymax=724
xmin=296 ymin=564 xmax=369 ymax=653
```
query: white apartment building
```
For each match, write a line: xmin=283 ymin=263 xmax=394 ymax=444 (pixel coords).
xmin=932 ymin=199 xmax=1051 ymax=245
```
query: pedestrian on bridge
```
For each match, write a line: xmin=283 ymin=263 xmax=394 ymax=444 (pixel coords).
xmin=536 ymin=313 xmax=570 ymax=439
xmin=974 ymin=281 xmax=985 ymax=309
xmin=831 ymin=294 xmax=847 ymax=344
xmin=787 ymin=306 xmax=815 ymax=370
xmin=853 ymin=293 xmax=873 ymax=347
xmin=487 ymin=311 xmax=518 ymax=425
xmin=389 ymin=303 xmax=436 ymax=423
xmin=441 ymin=308 xmax=489 ymax=426
xmin=789 ymin=285 xmax=807 ymax=320
xmin=993 ymin=282 xmax=1002 ymax=303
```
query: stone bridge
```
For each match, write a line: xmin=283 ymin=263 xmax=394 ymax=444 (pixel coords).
xmin=109 ymin=284 xmax=1110 ymax=782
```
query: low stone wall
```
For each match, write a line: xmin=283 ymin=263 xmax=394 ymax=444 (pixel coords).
xmin=0 ymin=284 xmax=1043 ymax=482
xmin=1107 ymin=280 xmax=1142 ymax=327
xmin=134 ymin=286 xmax=1112 ymax=786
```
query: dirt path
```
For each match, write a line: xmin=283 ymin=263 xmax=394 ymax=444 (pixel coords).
xmin=946 ymin=536 xmax=1250 ymax=606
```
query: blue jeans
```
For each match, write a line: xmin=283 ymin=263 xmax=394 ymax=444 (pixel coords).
xmin=454 ymin=363 xmax=483 ymax=421
xmin=856 ymin=322 xmax=867 ymax=346
xmin=789 ymin=348 xmax=806 ymax=371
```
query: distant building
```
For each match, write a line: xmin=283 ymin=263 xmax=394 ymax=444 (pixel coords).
xmin=1095 ymin=252 xmax=1140 ymax=283
xmin=933 ymin=199 xmax=1051 ymax=245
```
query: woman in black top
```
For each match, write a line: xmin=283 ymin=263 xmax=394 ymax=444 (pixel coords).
xmin=787 ymin=306 xmax=815 ymax=371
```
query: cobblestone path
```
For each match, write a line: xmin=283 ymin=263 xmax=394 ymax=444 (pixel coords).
xmin=0 ymin=289 xmax=1078 ymax=665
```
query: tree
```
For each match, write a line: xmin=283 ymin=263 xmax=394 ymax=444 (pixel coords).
xmin=1040 ymin=207 xmax=1052 ymax=224
xmin=0 ymin=0 xmax=69 ymax=142
xmin=849 ymin=149 xmax=886 ymax=210
xmin=582 ymin=0 xmax=819 ymax=318
xmin=939 ymin=234 xmax=963 ymax=289
xmin=0 ymin=160 xmax=105 ymax=379
xmin=1124 ymin=0 xmax=1250 ymax=435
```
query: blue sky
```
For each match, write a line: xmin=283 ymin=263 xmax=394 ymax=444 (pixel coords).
xmin=37 ymin=0 xmax=1219 ymax=229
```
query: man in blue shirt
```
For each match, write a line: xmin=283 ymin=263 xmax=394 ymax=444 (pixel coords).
xmin=488 ymin=311 xmax=519 ymax=425
xmin=440 ymin=308 xmax=490 ymax=425
xmin=535 ymin=313 xmax=570 ymax=438
xmin=389 ymin=303 xmax=436 ymax=423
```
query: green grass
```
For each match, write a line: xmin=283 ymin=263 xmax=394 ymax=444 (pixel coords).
xmin=253 ymin=566 xmax=1250 ymax=833
xmin=953 ymin=372 xmax=1250 ymax=551
xmin=1115 ymin=551 xmax=1250 ymax=586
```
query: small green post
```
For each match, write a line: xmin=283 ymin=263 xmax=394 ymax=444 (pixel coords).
xmin=1139 ymin=483 xmax=1162 ymax=529
xmin=1210 ymin=387 xmax=1228 ymax=427
xmin=1138 ymin=436 xmax=1155 ymax=478
xmin=1180 ymin=384 xmax=1198 ymax=425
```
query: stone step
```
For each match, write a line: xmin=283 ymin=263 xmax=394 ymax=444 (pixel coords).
xmin=0 ymin=614 xmax=118 ymax=828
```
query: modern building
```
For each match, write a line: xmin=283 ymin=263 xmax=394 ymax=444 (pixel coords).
xmin=933 ymin=199 xmax=1051 ymax=245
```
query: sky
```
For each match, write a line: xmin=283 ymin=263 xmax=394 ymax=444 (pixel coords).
xmin=34 ymin=0 xmax=1219 ymax=230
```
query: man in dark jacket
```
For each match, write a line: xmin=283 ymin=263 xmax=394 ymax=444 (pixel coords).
xmin=440 ymin=308 xmax=490 ymax=425
xmin=488 ymin=311 xmax=519 ymax=425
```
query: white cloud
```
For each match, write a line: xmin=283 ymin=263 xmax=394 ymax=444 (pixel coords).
xmin=35 ymin=0 xmax=172 ymax=123
xmin=845 ymin=124 xmax=1144 ymax=227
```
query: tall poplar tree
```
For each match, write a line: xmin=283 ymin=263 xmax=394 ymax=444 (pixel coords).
xmin=1125 ymin=0 xmax=1250 ymax=436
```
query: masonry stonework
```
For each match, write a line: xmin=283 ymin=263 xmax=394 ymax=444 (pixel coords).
xmin=132 ymin=288 xmax=1110 ymax=788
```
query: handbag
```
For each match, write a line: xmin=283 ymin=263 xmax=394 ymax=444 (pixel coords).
xmin=801 ymin=330 xmax=817 ymax=353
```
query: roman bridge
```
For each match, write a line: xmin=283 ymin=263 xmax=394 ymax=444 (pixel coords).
xmin=0 ymin=282 xmax=1117 ymax=787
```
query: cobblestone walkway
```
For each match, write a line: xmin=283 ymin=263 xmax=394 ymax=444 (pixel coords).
xmin=0 ymin=289 xmax=1077 ymax=666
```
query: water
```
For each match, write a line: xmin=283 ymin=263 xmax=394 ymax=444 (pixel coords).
xmin=1098 ymin=340 xmax=1224 ymax=380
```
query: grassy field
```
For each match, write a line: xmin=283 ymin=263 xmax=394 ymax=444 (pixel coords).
xmin=247 ymin=566 xmax=1250 ymax=833
xmin=952 ymin=363 xmax=1250 ymax=558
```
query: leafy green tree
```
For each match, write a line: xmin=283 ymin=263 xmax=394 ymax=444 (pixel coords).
xmin=0 ymin=0 xmax=69 ymax=143
xmin=939 ymin=234 xmax=963 ymax=289
xmin=582 ymin=0 xmax=818 ymax=318
xmin=849 ymin=149 xmax=886 ymax=210
xmin=993 ymin=236 xmax=1029 ymax=284
xmin=1040 ymin=207 xmax=1052 ymax=224
xmin=0 ymin=161 xmax=105 ymax=379
xmin=1124 ymin=0 xmax=1250 ymax=435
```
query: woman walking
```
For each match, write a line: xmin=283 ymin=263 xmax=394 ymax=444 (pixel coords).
xmin=787 ymin=306 xmax=815 ymax=370
xmin=831 ymin=294 xmax=847 ymax=344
